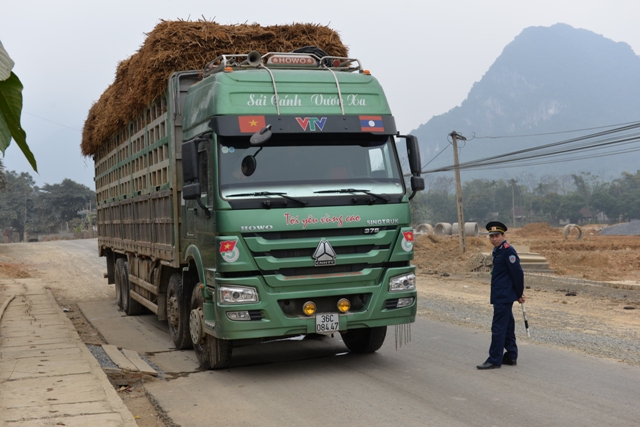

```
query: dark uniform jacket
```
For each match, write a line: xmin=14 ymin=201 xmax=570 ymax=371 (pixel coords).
xmin=490 ymin=240 xmax=524 ymax=304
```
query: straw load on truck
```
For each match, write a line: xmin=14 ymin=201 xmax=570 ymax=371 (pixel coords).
xmin=81 ymin=20 xmax=348 ymax=155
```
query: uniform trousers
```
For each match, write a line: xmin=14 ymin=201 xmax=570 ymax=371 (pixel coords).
xmin=487 ymin=302 xmax=517 ymax=366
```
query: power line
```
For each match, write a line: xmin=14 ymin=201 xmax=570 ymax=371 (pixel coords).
xmin=470 ymin=120 xmax=640 ymax=140
xmin=459 ymin=138 xmax=640 ymax=171
xmin=453 ymin=133 xmax=640 ymax=171
xmin=420 ymin=144 xmax=450 ymax=171
xmin=23 ymin=112 xmax=82 ymax=132
xmin=420 ymin=122 xmax=640 ymax=174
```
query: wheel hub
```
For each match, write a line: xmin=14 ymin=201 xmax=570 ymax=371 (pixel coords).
xmin=190 ymin=307 xmax=204 ymax=345
xmin=168 ymin=294 xmax=179 ymax=328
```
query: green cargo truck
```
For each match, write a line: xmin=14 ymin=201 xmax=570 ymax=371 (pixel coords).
xmin=94 ymin=50 xmax=424 ymax=368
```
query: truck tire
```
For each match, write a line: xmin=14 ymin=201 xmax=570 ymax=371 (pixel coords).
xmin=190 ymin=286 xmax=232 ymax=369
xmin=114 ymin=258 xmax=125 ymax=309
xmin=167 ymin=273 xmax=193 ymax=350
xmin=340 ymin=326 xmax=387 ymax=353
xmin=121 ymin=260 xmax=143 ymax=316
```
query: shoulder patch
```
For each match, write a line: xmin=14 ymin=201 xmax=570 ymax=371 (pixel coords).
xmin=503 ymin=243 xmax=510 ymax=249
xmin=509 ymin=255 xmax=516 ymax=263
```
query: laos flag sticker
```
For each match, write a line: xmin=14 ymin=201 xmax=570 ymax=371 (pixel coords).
xmin=401 ymin=231 xmax=414 ymax=252
xmin=360 ymin=115 xmax=384 ymax=132
xmin=220 ymin=240 xmax=240 ymax=263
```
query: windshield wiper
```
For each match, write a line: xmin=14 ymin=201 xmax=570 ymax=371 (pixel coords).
xmin=314 ymin=188 xmax=390 ymax=203
xmin=227 ymin=191 xmax=308 ymax=206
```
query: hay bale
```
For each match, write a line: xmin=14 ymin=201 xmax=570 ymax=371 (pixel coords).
xmin=81 ymin=20 xmax=348 ymax=156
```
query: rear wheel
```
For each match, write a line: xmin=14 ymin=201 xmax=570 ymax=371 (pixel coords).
xmin=120 ymin=260 xmax=143 ymax=315
xmin=340 ymin=326 xmax=387 ymax=353
xmin=167 ymin=273 xmax=193 ymax=350
xmin=190 ymin=286 xmax=232 ymax=369
xmin=114 ymin=258 xmax=125 ymax=309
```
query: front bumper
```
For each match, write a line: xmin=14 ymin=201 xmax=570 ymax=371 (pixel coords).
xmin=204 ymin=266 xmax=417 ymax=340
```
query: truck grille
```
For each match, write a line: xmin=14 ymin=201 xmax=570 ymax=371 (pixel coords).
xmin=244 ymin=226 xmax=395 ymax=240
xmin=265 ymin=244 xmax=378 ymax=259
xmin=240 ymin=226 xmax=406 ymax=283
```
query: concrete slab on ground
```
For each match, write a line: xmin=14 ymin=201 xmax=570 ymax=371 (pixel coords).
xmin=79 ymin=299 xmax=201 ymax=374
xmin=79 ymin=300 xmax=171 ymax=353
xmin=0 ymin=279 xmax=137 ymax=426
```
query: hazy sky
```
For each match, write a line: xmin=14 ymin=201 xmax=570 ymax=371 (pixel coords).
xmin=2 ymin=0 xmax=639 ymax=188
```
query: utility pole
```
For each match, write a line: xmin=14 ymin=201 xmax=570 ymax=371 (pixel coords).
xmin=509 ymin=179 xmax=517 ymax=229
xmin=450 ymin=131 xmax=466 ymax=253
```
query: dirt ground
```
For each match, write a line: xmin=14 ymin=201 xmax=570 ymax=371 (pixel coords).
xmin=414 ymin=222 xmax=640 ymax=283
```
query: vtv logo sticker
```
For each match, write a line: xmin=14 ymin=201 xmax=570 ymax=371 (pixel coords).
xmin=296 ymin=117 xmax=327 ymax=131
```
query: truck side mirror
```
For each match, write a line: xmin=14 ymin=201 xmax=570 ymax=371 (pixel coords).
xmin=405 ymin=135 xmax=422 ymax=175
xmin=182 ymin=182 xmax=201 ymax=200
xmin=182 ymin=140 xmax=199 ymax=183
xmin=181 ymin=139 xmax=210 ymax=218
xmin=398 ymin=134 xmax=424 ymax=200
xmin=411 ymin=176 xmax=425 ymax=192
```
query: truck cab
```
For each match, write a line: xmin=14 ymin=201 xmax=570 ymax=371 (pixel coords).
xmin=179 ymin=52 xmax=424 ymax=368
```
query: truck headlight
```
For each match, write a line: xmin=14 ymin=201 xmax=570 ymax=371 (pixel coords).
xmin=389 ymin=273 xmax=416 ymax=292
xmin=218 ymin=286 xmax=259 ymax=304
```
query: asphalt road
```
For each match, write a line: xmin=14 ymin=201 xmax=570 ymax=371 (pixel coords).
xmin=6 ymin=240 xmax=640 ymax=426
xmin=84 ymin=295 xmax=640 ymax=427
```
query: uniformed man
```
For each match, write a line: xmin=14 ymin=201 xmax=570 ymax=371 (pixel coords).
xmin=477 ymin=221 xmax=526 ymax=370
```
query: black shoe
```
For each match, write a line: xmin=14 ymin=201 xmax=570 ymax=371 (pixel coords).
xmin=476 ymin=362 xmax=500 ymax=370
xmin=502 ymin=356 xmax=517 ymax=366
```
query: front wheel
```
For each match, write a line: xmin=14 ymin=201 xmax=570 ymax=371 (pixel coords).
xmin=340 ymin=326 xmax=387 ymax=353
xmin=190 ymin=286 xmax=232 ymax=369
xmin=167 ymin=273 xmax=193 ymax=350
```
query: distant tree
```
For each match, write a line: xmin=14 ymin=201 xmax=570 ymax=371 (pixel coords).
xmin=571 ymin=172 xmax=601 ymax=217
xmin=620 ymin=189 xmax=640 ymax=220
xmin=38 ymin=179 xmax=95 ymax=228
xmin=0 ymin=170 xmax=37 ymax=239
xmin=428 ymin=175 xmax=455 ymax=194
xmin=590 ymin=189 xmax=620 ymax=222
xmin=537 ymin=192 xmax=562 ymax=223
xmin=494 ymin=180 xmax=519 ymax=222
xmin=0 ymin=170 xmax=96 ymax=238
xmin=613 ymin=171 xmax=640 ymax=193
xmin=425 ymin=191 xmax=456 ymax=223
xmin=538 ymin=174 xmax=561 ymax=194
xmin=462 ymin=179 xmax=493 ymax=222
xmin=409 ymin=191 xmax=431 ymax=224
xmin=557 ymin=175 xmax=574 ymax=195
xmin=556 ymin=193 xmax=584 ymax=223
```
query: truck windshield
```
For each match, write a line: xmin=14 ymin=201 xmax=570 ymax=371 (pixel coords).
xmin=218 ymin=134 xmax=405 ymax=200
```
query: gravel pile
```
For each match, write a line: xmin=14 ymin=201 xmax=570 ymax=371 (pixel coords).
xmin=599 ymin=220 xmax=640 ymax=235
xmin=86 ymin=344 xmax=118 ymax=369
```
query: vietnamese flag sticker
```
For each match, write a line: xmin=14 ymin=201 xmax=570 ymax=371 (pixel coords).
xmin=220 ymin=240 xmax=240 ymax=262
xmin=238 ymin=116 xmax=266 ymax=133
xmin=401 ymin=231 xmax=414 ymax=252
xmin=220 ymin=240 xmax=237 ymax=253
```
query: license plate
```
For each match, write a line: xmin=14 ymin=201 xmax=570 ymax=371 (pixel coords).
xmin=315 ymin=313 xmax=340 ymax=333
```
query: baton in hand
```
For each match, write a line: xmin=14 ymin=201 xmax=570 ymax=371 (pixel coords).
xmin=521 ymin=303 xmax=530 ymax=338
